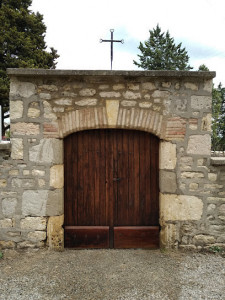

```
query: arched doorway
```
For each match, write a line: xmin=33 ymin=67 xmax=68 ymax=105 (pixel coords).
xmin=64 ymin=129 xmax=159 ymax=248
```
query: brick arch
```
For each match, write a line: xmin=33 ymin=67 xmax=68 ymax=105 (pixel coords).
xmin=55 ymin=106 xmax=169 ymax=139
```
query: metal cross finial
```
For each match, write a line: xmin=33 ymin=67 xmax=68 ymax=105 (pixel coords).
xmin=100 ymin=29 xmax=124 ymax=70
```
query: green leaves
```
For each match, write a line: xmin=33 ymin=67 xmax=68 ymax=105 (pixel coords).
xmin=0 ymin=0 xmax=59 ymax=135
xmin=133 ymin=24 xmax=192 ymax=71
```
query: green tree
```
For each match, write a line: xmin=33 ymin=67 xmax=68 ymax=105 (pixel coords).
xmin=0 ymin=0 xmax=59 ymax=136
xmin=133 ymin=24 xmax=193 ymax=71
xmin=198 ymin=64 xmax=210 ymax=71
xmin=212 ymin=83 xmax=225 ymax=151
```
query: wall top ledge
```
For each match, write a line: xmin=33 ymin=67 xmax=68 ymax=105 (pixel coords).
xmin=7 ymin=68 xmax=216 ymax=79
xmin=211 ymin=157 xmax=225 ymax=166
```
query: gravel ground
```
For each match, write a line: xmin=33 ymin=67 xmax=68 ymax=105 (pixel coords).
xmin=0 ymin=248 xmax=224 ymax=300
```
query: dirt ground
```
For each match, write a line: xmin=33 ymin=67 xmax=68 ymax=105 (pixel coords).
xmin=0 ymin=248 xmax=224 ymax=300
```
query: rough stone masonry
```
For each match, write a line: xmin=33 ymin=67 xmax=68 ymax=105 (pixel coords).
xmin=0 ymin=69 xmax=225 ymax=251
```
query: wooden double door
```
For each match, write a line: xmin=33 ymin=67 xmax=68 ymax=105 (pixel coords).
xmin=64 ymin=129 xmax=159 ymax=248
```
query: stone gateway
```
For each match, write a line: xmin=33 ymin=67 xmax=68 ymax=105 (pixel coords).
xmin=1 ymin=69 xmax=225 ymax=251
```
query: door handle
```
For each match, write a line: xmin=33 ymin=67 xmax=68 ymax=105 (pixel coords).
xmin=113 ymin=177 xmax=121 ymax=181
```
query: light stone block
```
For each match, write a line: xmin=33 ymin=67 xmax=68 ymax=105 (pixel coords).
xmin=11 ymin=142 xmax=20 ymax=161
xmin=152 ymin=91 xmax=170 ymax=98
xmin=47 ymin=214 xmax=64 ymax=250
xmin=159 ymin=141 xmax=176 ymax=170
xmin=22 ymin=190 xmax=48 ymax=216
xmin=2 ymin=198 xmax=17 ymax=217
xmin=28 ymin=102 xmax=40 ymax=118
xmin=0 ymin=219 xmax=13 ymax=228
xmin=10 ymin=81 xmax=36 ymax=98
xmin=46 ymin=189 xmax=64 ymax=216
xmin=139 ymin=102 xmax=152 ymax=108
xmin=0 ymin=179 xmax=7 ymax=188
xmin=32 ymin=169 xmax=45 ymax=176
xmin=39 ymin=84 xmax=58 ymax=92
xmin=159 ymin=170 xmax=177 ymax=193
xmin=75 ymin=99 xmax=97 ymax=106
xmin=106 ymin=100 xmax=119 ymax=126
xmin=122 ymin=91 xmax=141 ymax=100
xmin=39 ymin=93 xmax=51 ymax=100
xmin=29 ymin=138 xmax=63 ymax=164
xmin=127 ymin=83 xmax=139 ymax=90
xmin=11 ymin=122 xmax=40 ymax=135
xmin=10 ymin=101 xmax=23 ymax=119
xmin=43 ymin=101 xmax=57 ymax=121
xmin=203 ymin=80 xmax=213 ymax=92
xmin=184 ymin=82 xmax=198 ymax=90
xmin=193 ymin=235 xmax=215 ymax=245
xmin=27 ymin=231 xmax=46 ymax=242
xmin=50 ymin=165 xmax=64 ymax=189
xmin=113 ymin=84 xmax=125 ymax=90
xmin=191 ymin=96 xmax=211 ymax=110
xmin=79 ymin=88 xmax=96 ymax=96
xmin=54 ymin=99 xmax=72 ymax=105
xmin=99 ymin=91 xmax=121 ymax=98
xmin=0 ymin=241 xmax=16 ymax=249
xmin=160 ymin=224 xmax=177 ymax=249
xmin=121 ymin=100 xmax=136 ymax=107
xmin=20 ymin=217 xmax=47 ymax=230
xmin=142 ymin=82 xmax=156 ymax=90
xmin=201 ymin=114 xmax=211 ymax=131
xmin=187 ymin=134 xmax=211 ymax=155
xmin=160 ymin=193 xmax=203 ymax=221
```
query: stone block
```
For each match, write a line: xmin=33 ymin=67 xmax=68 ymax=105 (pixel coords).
xmin=10 ymin=81 xmax=36 ymax=98
xmin=22 ymin=190 xmax=48 ymax=216
xmin=99 ymin=91 xmax=121 ymax=98
xmin=113 ymin=84 xmax=125 ymax=90
xmin=208 ymin=173 xmax=217 ymax=182
xmin=39 ymin=84 xmax=58 ymax=92
xmin=28 ymin=102 xmax=40 ymax=118
xmin=142 ymin=82 xmax=156 ymax=90
xmin=47 ymin=214 xmax=64 ymax=250
xmin=75 ymin=99 xmax=97 ymax=106
xmin=17 ymin=241 xmax=44 ymax=248
xmin=11 ymin=138 xmax=23 ymax=159
xmin=46 ymin=189 xmax=63 ymax=216
xmin=54 ymin=99 xmax=72 ymax=105
xmin=79 ymin=88 xmax=96 ymax=96
xmin=191 ymin=96 xmax=211 ymax=110
xmin=12 ymin=178 xmax=35 ymax=188
xmin=50 ymin=165 xmax=64 ymax=189
xmin=193 ymin=235 xmax=215 ymax=245
xmin=181 ymin=172 xmax=204 ymax=178
xmin=10 ymin=101 xmax=23 ymax=119
xmin=39 ymin=93 xmax=51 ymax=100
xmin=43 ymin=101 xmax=57 ymax=121
xmin=203 ymin=80 xmax=213 ymax=92
xmin=139 ymin=102 xmax=152 ymax=108
xmin=122 ymin=91 xmax=141 ymax=100
xmin=0 ymin=219 xmax=13 ymax=228
xmin=32 ymin=169 xmax=45 ymax=176
xmin=184 ymin=82 xmax=198 ymax=90
xmin=160 ymin=193 xmax=203 ymax=221
xmin=159 ymin=170 xmax=177 ymax=193
xmin=0 ymin=241 xmax=16 ymax=249
xmin=159 ymin=141 xmax=176 ymax=170
xmin=27 ymin=231 xmax=46 ymax=242
xmin=160 ymin=224 xmax=177 ymax=249
xmin=0 ymin=179 xmax=7 ymax=188
xmin=127 ymin=83 xmax=140 ymax=90
xmin=11 ymin=122 xmax=40 ymax=136
xmin=106 ymin=100 xmax=119 ymax=126
xmin=201 ymin=114 xmax=211 ymax=131
xmin=2 ymin=198 xmax=17 ymax=217
xmin=152 ymin=91 xmax=170 ymax=98
xmin=20 ymin=217 xmax=47 ymax=230
xmin=121 ymin=100 xmax=136 ymax=107
xmin=29 ymin=138 xmax=63 ymax=164
xmin=187 ymin=134 xmax=211 ymax=155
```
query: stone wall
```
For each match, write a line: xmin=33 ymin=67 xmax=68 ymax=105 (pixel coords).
xmin=1 ymin=69 xmax=224 ymax=251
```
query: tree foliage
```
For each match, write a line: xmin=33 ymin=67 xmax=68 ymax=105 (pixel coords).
xmin=212 ymin=83 xmax=225 ymax=151
xmin=0 ymin=0 xmax=59 ymax=135
xmin=133 ymin=24 xmax=193 ymax=71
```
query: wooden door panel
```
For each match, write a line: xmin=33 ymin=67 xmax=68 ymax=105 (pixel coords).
xmin=114 ymin=226 xmax=159 ymax=249
xmin=64 ymin=226 xmax=109 ymax=248
xmin=64 ymin=129 xmax=159 ymax=248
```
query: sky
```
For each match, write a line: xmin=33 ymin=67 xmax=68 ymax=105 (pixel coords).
xmin=30 ymin=0 xmax=225 ymax=85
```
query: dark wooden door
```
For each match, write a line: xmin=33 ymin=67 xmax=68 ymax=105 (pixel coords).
xmin=64 ymin=129 xmax=159 ymax=248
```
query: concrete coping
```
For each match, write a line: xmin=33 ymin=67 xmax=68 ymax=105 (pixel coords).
xmin=210 ymin=157 xmax=225 ymax=166
xmin=7 ymin=68 xmax=216 ymax=79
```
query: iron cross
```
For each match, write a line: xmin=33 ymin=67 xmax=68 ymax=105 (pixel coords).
xmin=100 ymin=29 xmax=124 ymax=70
